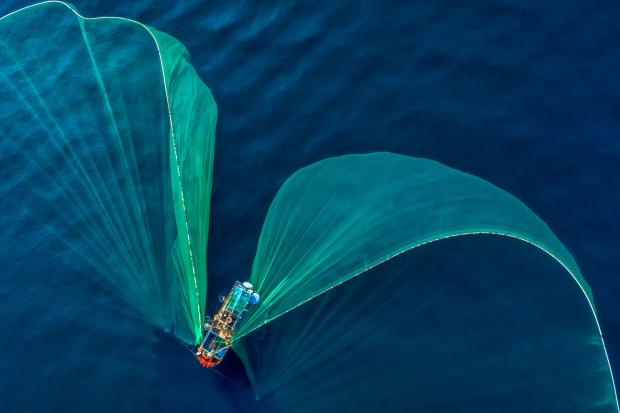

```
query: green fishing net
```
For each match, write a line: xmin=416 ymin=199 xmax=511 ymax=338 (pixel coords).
xmin=235 ymin=153 xmax=594 ymax=338
xmin=0 ymin=1 xmax=215 ymax=343
xmin=236 ymin=235 xmax=617 ymax=411
xmin=233 ymin=153 xmax=618 ymax=411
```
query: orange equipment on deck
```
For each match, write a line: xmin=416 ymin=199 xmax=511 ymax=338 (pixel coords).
xmin=195 ymin=281 xmax=260 ymax=368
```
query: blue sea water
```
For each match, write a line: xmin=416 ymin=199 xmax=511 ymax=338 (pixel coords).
xmin=0 ymin=0 xmax=619 ymax=412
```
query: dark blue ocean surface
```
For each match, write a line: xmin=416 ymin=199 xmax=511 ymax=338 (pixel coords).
xmin=0 ymin=0 xmax=618 ymax=411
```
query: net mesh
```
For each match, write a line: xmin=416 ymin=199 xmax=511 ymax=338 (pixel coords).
xmin=0 ymin=1 xmax=215 ymax=343
xmin=235 ymin=153 xmax=593 ymax=338
xmin=233 ymin=153 xmax=618 ymax=411
xmin=236 ymin=235 xmax=617 ymax=411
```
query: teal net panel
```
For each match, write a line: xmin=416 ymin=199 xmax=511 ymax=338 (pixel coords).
xmin=236 ymin=235 xmax=617 ymax=412
xmin=233 ymin=152 xmax=618 ymax=411
xmin=0 ymin=2 xmax=215 ymax=343
xmin=236 ymin=153 xmax=595 ymax=337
